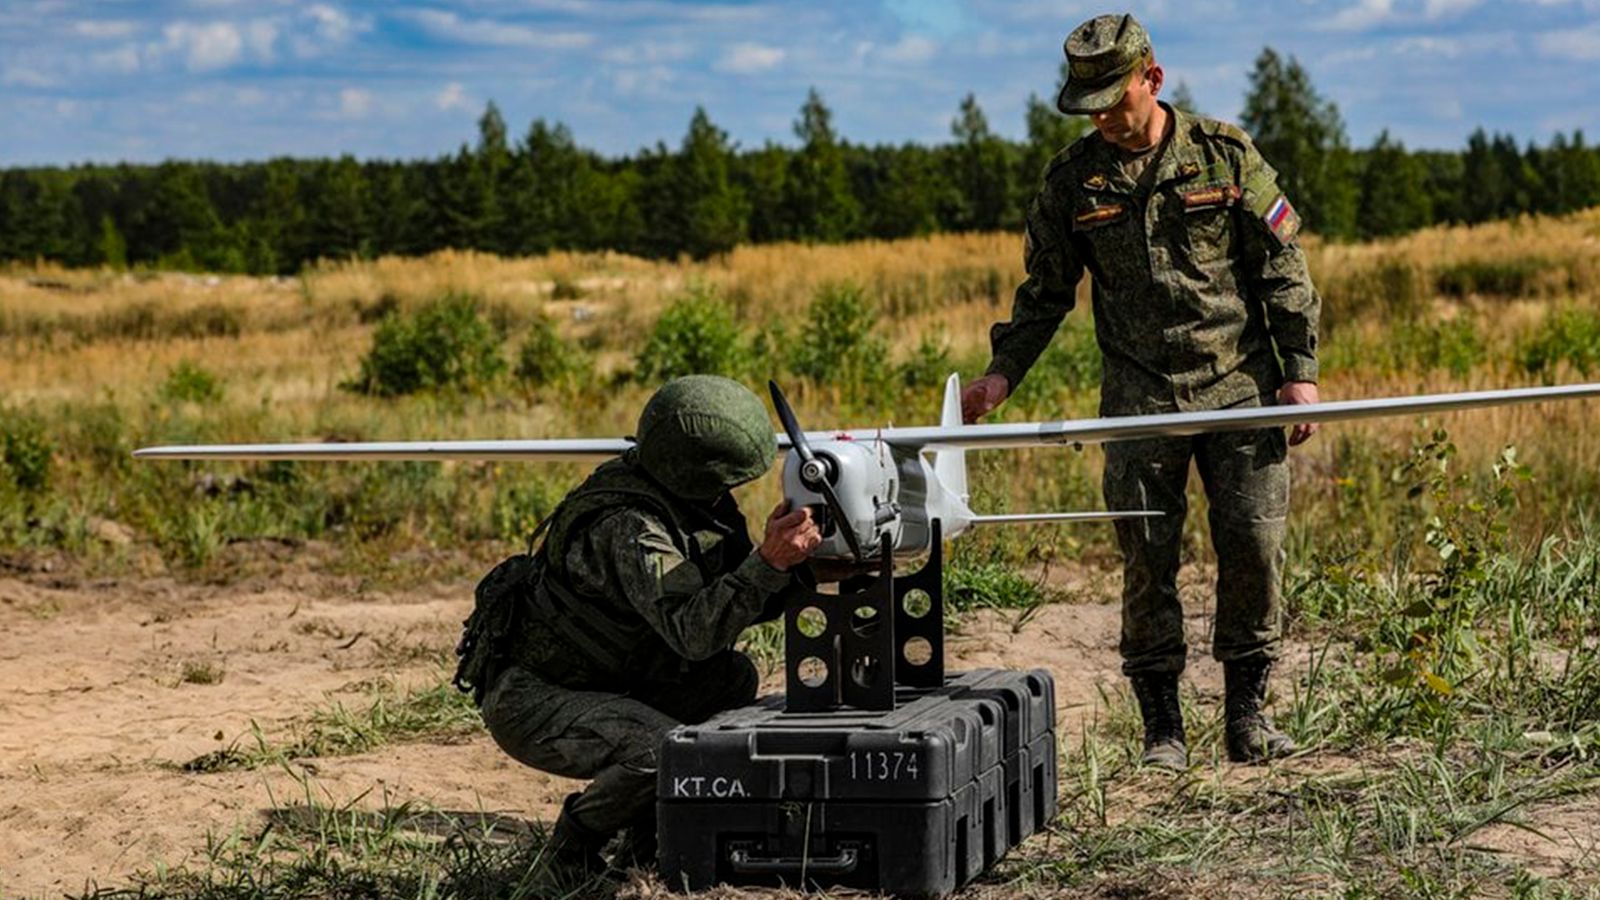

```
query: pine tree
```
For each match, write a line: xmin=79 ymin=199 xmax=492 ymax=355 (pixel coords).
xmin=673 ymin=107 xmax=747 ymax=259
xmin=950 ymin=93 xmax=1014 ymax=231
xmin=1357 ymin=130 xmax=1430 ymax=238
xmin=785 ymin=88 xmax=860 ymax=242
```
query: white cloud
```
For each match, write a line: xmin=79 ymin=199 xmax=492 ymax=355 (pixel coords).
xmin=1394 ymin=36 xmax=1461 ymax=56
xmin=880 ymin=36 xmax=938 ymax=64
xmin=1321 ymin=0 xmax=1396 ymax=31
xmin=1423 ymin=0 xmax=1481 ymax=17
xmin=406 ymin=10 xmax=593 ymax=50
xmin=338 ymin=87 xmax=372 ymax=118
xmin=73 ymin=20 xmax=138 ymax=39
xmin=715 ymin=42 xmax=785 ymax=74
xmin=436 ymin=82 xmax=470 ymax=111
xmin=1538 ymin=24 xmax=1600 ymax=59
xmin=92 ymin=44 xmax=142 ymax=73
xmin=1430 ymin=97 xmax=1464 ymax=119
xmin=291 ymin=5 xmax=371 ymax=57
xmin=600 ymin=40 xmax=693 ymax=65
xmin=160 ymin=21 xmax=244 ymax=70
xmin=1 ymin=66 xmax=55 ymax=88
xmin=244 ymin=20 xmax=278 ymax=61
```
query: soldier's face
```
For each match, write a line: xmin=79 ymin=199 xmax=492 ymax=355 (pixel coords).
xmin=1090 ymin=63 xmax=1164 ymax=151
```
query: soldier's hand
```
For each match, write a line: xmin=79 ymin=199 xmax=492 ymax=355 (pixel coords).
xmin=1278 ymin=381 xmax=1320 ymax=446
xmin=758 ymin=501 xmax=822 ymax=571
xmin=961 ymin=374 xmax=1011 ymax=424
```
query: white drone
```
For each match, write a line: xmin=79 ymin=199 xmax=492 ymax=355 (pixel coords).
xmin=137 ymin=376 xmax=1600 ymax=563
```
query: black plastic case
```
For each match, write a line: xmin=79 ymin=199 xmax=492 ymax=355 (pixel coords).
xmin=657 ymin=668 xmax=1056 ymax=897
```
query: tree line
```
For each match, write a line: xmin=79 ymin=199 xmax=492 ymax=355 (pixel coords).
xmin=2 ymin=48 xmax=1598 ymax=274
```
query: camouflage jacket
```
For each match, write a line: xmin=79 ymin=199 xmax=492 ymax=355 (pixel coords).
xmin=509 ymin=454 xmax=792 ymax=692
xmin=987 ymin=104 xmax=1321 ymax=415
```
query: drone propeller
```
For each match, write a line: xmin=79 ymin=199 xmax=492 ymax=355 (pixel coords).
xmin=768 ymin=380 xmax=867 ymax=562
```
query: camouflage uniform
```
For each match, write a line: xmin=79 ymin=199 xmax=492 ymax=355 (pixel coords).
xmin=986 ymin=103 xmax=1320 ymax=676
xmin=469 ymin=376 xmax=794 ymax=867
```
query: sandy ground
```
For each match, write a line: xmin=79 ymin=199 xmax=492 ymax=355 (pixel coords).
xmin=0 ymin=559 xmax=1590 ymax=897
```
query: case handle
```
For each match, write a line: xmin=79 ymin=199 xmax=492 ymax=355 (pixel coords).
xmin=728 ymin=847 xmax=859 ymax=876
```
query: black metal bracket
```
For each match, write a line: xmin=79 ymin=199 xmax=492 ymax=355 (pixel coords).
xmin=783 ymin=519 xmax=946 ymax=712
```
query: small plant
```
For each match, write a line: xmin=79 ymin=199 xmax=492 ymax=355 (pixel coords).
xmin=180 ymin=659 xmax=226 ymax=685
xmin=159 ymin=360 xmax=224 ymax=404
xmin=0 ymin=410 xmax=52 ymax=494
xmin=791 ymin=281 xmax=888 ymax=388
xmin=513 ymin=315 xmax=588 ymax=389
xmin=633 ymin=284 xmax=749 ymax=382
xmin=896 ymin=334 xmax=953 ymax=390
xmin=344 ymin=293 xmax=506 ymax=396
xmin=1517 ymin=306 xmax=1600 ymax=378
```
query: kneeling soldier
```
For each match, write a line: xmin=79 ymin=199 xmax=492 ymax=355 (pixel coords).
xmin=454 ymin=375 xmax=820 ymax=881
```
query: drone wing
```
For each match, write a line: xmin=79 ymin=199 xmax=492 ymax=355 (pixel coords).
xmin=134 ymin=383 xmax=1600 ymax=463
xmin=132 ymin=438 xmax=633 ymax=462
xmin=852 ymin=383 xmax=1600 ymax=452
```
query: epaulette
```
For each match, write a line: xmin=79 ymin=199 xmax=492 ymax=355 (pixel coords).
xmin=1195 ymin=116 xmax=1252 ymax=149
xmin=1042 ymin=133 xmax=1095 ymax=182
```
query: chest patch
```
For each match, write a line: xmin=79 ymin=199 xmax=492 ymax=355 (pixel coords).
xmin=1074 ymin=203 xmax=1127 ymax=229
xmin=1182 ymin=184 xmax=1240 ymax=209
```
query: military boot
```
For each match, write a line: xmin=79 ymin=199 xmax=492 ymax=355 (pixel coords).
xmin=612 ymin=809 xmax=658 ymax=871
xmin=1130 ymin=672 xmax=1187 ymax=771
xmin=540 ymin=794 xmax=612 ymax=887
xmin=1224 ymin=658 xmax=1297 ymax=763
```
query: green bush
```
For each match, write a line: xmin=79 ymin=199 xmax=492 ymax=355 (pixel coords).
xmin=159 ymin=360 xmax=224 ymax=404
xmin=792 ymin=281 xmax=888 ymax=387
xmin=344 ymin=293 xmax=506 ymax=397
xmin=634 ymin=286 xmax=749 ymax=382
xmin=1 ymin=410 xmax=52 ymax=493
xmin=1517 ymin=307 xmax=1600 ymax=378
xmin=896 ymin=334 xmax=953 ymax=390
xmin=1436 ymin=257 xmax=1545 ymax=299
xmin=514 ymin=315 xmax=588 ymax=389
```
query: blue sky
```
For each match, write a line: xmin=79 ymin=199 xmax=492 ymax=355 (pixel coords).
xmin=2 ymin=0 xmax=1597 ymax=166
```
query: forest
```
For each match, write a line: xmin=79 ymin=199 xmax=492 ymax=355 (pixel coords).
xmin=3 ymin=48 xmax=1598 ymax=274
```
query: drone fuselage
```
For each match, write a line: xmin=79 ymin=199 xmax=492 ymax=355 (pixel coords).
xmin=780 ymin=438 xmax=968 ymax=560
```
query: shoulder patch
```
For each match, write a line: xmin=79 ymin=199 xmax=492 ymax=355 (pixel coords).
xmin=1261 ymin=194 xmax=1302 ymax=246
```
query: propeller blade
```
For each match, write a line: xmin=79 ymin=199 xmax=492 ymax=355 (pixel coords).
xmin=769 ymin=380 xmax=866 ymax=562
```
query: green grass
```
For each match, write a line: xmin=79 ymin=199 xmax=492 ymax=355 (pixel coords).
xmin=178 ymin=679 xmax=481 ymax=774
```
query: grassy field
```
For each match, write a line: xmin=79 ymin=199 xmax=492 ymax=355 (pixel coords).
xmin=4 ymin=210 xmax=1600 ymax=898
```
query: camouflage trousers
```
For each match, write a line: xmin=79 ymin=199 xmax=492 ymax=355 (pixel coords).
xmin=1104 ymin=421 xmax=1289 ymax=676
xmin=480 ymin=650 xmax=759 ymax=839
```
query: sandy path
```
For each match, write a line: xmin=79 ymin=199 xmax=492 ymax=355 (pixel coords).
xmin=1 ymin=564 xmax=1584 ymax=896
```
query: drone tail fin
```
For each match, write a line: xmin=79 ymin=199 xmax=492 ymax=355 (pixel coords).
xmin=932 ymin=374 xmax=969 ymax=504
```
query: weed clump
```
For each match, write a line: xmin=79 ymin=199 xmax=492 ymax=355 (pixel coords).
xmin=1 ymin=410 xmax=53 ymax=494
xmin=159 ymin=360 xmax=224 ymax=405
xmin=792 ymin=281 xmax=887 ymax=389
xmin=1517 ymin=307 xmax=1600 ymax=378
xmin=1435 ymin=257 xmax=1545 ymax=299
xmin=634 ymin=285 xmax=749 ymax=382
xmin=344 ymin=293 xmax=506 ymax=396
xmin=513 ymin=314 xmax=588 ymax=389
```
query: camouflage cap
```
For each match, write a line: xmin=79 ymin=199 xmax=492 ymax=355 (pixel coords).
xmin=1056 ymin=13 xmax=1153 ymax=115
xmin=635 ymin=375 xmax=776 ymax=501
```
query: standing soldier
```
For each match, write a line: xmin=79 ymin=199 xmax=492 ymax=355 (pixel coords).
xmin=962 ymin=13 xmax=1322 ymax=770
xmin=453 ymin=375 xmax=820 ymax=882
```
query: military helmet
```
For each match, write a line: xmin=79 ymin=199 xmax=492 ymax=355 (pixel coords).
xmin=635 ymin=375 xmax=775 ymax=501
xmin=1057 ymin=13 xmax=1153 ymax=115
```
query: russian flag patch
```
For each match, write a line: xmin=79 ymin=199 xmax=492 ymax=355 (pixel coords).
xmin=1263 ymin=194 xmax=1301 ymax=246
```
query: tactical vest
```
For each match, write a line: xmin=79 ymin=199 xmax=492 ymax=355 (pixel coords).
xmin=511 ymin=454 xmax=754 ymax=692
